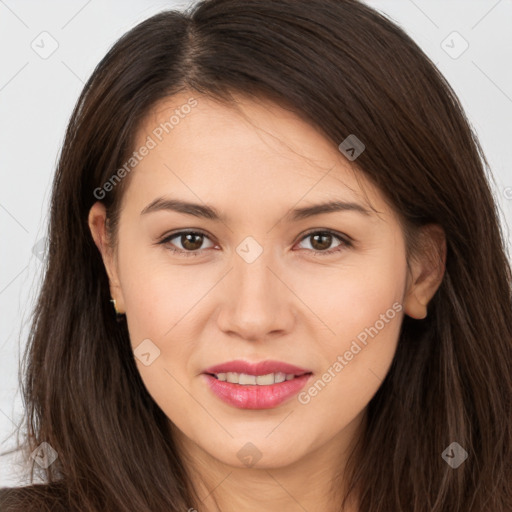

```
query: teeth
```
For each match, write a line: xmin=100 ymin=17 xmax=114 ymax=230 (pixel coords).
xmin=214 ymin=372 xmax=297 ymax=385
xmin=256 ymin=373 xmax=274 ymax=385
xmin=226 ymin=372 xmax=239 ymax=384
xmin=239 ymin=373 xmax=256 ymax=385
xmin=274 ymin=372 xmax=286 ymax=383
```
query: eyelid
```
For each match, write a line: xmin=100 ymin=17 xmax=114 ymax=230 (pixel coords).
xmin=297 ymin=228 xmax=353 ymax=244
xmin=158 ymin=227 xmax=211 ymax=240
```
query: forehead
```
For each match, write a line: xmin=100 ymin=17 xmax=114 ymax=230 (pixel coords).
xmin=136 ymin=91 xmax=344 ymax=169
xmin=125 ymin=91 xmax=389 ymax=220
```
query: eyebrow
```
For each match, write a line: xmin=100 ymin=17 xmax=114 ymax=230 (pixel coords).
xmin=140 ymin=197 xmax=372 ymax=221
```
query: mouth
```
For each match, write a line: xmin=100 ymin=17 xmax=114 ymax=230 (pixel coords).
xmin=202 ymin=360 xmax=313 ymax=409
xmin=206 ymin=371 xmax=311 ymax=385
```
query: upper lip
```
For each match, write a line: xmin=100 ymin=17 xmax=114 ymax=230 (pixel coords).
xmin=203 ymin=360 xmax=312 ymax=376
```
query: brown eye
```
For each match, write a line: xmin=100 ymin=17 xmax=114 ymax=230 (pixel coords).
xmin=296 ymin=230 xmax=351 ymax=256
xmin=180 ymin=233 xmax=205 ymax=251
xmin=309 ymin=233 xmax=334 ymax=251
xmin=160 ymin=231 xmax=215 ymax=256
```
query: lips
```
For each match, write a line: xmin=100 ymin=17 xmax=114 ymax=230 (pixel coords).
xmin=203 ymin=360 xmax=312 ymax=377
xmin=202 ymin=360 xmax=313 ymax=410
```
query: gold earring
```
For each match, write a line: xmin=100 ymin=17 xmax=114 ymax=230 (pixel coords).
xmin=110 ymin=298 xmax=124 ymax=316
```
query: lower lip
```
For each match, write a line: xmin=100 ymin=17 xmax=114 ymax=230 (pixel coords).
xmin=203 ymin=373 xmax=312 ymax=410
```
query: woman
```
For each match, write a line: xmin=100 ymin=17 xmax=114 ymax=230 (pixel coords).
xmin=1 ymin=0 xmax=511 ymax=510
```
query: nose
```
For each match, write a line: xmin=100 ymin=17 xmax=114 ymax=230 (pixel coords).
xmin=215 ymin=246 xmax=296 ymax=342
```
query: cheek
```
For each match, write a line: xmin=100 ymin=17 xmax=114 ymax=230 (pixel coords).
xmin=296 ymin=248 xmax=407 ymax=418
xmin=116 ymin=240 xmax=214 ymax=407
xmin=298 ymin=316 xmax=401 ymax=440
xmin=117 ymin=238 xmax=213 ymax=345
xmin=118 ymin=249 xmax=201 ymax=416
xmin=299 ymin=244 xmax=407 ymax=350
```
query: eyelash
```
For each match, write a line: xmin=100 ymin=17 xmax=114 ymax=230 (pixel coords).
xmin=157 ymin=229 xmax=353 ymax=258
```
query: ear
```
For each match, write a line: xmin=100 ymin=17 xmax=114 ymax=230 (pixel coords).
xmin=88 ymin=201 xmax=125 ymax=314
xmin=403 ymin=224 xmax=446 ymax=320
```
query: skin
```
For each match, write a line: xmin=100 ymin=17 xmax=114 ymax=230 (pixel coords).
xmin=89 ymin=91 xmax=446 ymax=512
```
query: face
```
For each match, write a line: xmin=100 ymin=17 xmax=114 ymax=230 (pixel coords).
xmin=89 ymin=91 xmax=442 ymax=472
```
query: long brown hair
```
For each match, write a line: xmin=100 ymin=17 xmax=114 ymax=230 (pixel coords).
xmin=2 ymin=0 xmax=511 ymax=510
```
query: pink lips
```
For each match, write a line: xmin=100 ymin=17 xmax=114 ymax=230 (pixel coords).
xmin=202 ymin=359 xmax=313 ymax=410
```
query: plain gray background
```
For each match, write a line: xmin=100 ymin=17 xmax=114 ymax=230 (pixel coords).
xmin=1 ymin=0 xmax=511 ymax=487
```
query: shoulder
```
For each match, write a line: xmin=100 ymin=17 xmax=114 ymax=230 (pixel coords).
xmin=0 ymin=483 xmax=69 ymax=512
